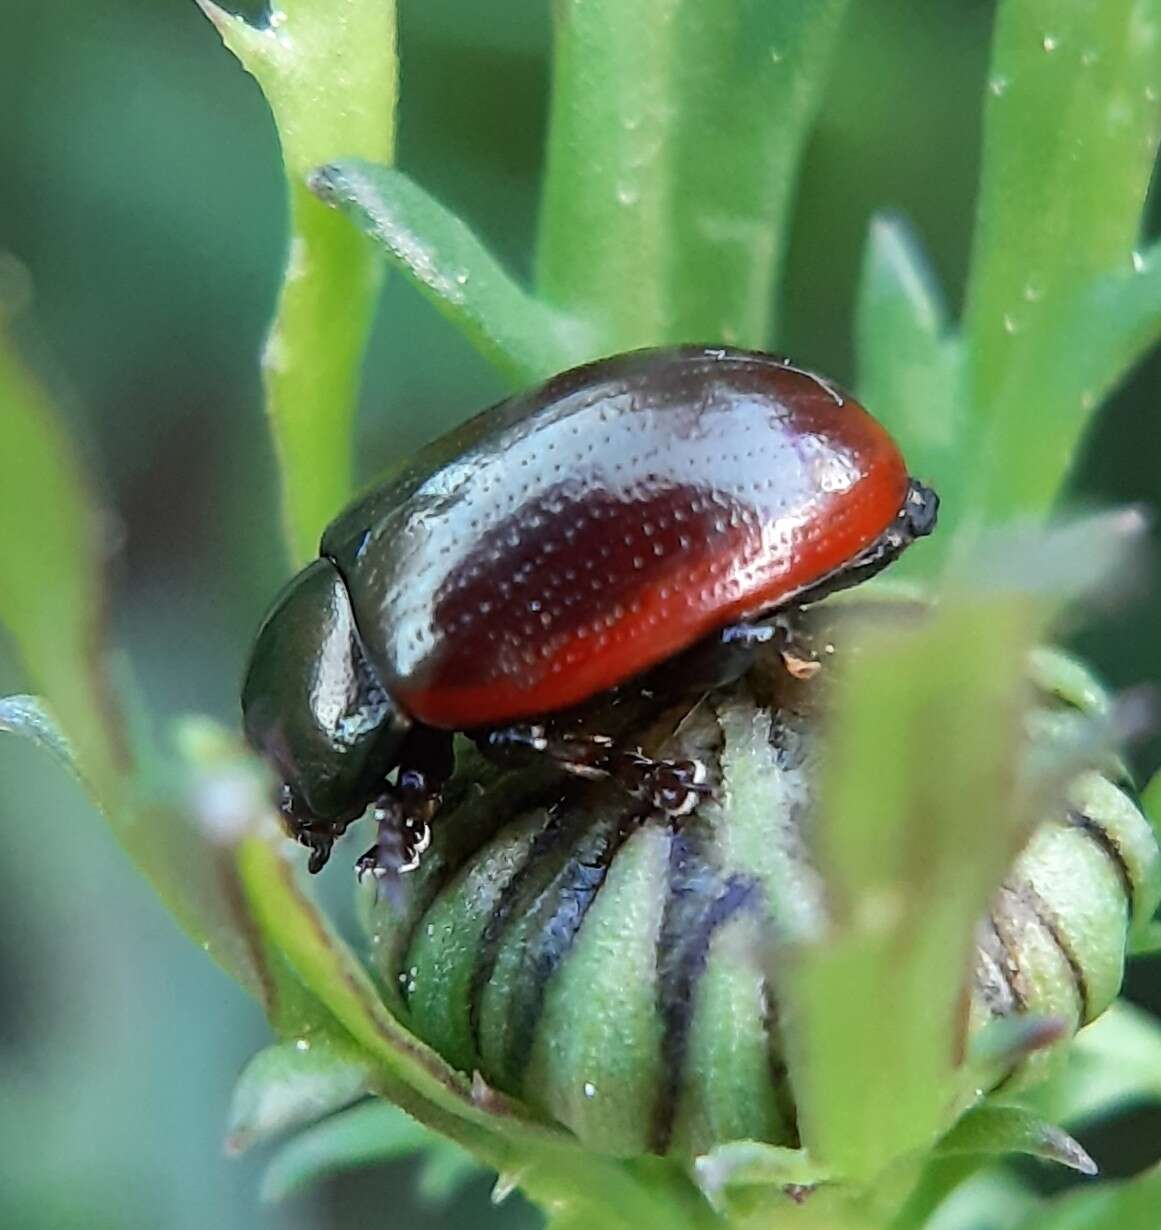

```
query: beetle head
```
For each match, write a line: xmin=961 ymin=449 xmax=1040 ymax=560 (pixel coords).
xmin=241 ymin=558 xmax=410 ymax=867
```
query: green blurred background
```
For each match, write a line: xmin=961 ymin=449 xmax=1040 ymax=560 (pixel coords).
xmin=1 ymin=2 xmax=1159 ymax=1226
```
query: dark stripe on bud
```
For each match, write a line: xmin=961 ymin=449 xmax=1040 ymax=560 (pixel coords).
xmin=1067 ymin=808 xmax=1136 ymax=918
xmin=652 ymin=824 xmax=760 ymax=1153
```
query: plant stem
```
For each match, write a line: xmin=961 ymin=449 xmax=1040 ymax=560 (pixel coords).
xmin=197 ymin=0 xmax=397 ymax=565
xmin=537 ymin=0 xmax=683 ymax=352
xmin=666 ymin=1 xmax=849 ymax=348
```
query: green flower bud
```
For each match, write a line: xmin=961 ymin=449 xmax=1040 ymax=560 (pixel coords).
xmin=365 ymin=642 xmax=1159 ymax=1162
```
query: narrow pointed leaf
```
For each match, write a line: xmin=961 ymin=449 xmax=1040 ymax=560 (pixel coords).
xmin=667 ymin=0 xmax=850 ymax=345
xmin=195 ymin=0 xmax=396 ymax=564
xmin=0 ymin=329 xmax=128 ymax=807
xmin=227 ymin=1038 xmax=375 ymax=1154
xmin=311 ymin=161 xmax=590 ymax=382
xmin=693 ymin=1141 xmax=827 ymax=1211
xmin=0 ymin=695 xmax=86 ymax=790
xmin=937 ymin=1105 xmax=1096 ymax=1175
xmin=962 ymin=0 xmax=1161 ymax=520
xmin=537 ymin=0 xmax=683 ymax=350
xmin=855 ymin=213 xmax=962 ymax=521
xmin=538 ymin=1 xmax=848 ymax=351
xmin=0 ymin=330 xmax=270 ymax=995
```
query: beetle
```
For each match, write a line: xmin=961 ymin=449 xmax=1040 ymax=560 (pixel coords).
xmin=242 ymin=346 xmax=938 ymax=875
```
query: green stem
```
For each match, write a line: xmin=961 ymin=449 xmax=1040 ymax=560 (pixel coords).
xmin=537 ymin=1 xmax=848 ymax=354
xmin=537 ymin=0 xmax=683 ymax=351
xmin=196 ymin=0 xmax=397 ymax=565
xmin=667 ymin=1 xmax=849 ymax=347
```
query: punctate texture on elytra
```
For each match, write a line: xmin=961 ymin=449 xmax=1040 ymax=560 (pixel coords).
xmin=323 ymin=346 xmax=910 ymax=729
xmin=367 ymin=643 xmax=1161 ymax=1160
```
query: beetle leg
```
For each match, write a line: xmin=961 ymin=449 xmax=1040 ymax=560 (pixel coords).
xmin=661 ymin=612 xmax=810 ymax=692
xmin=477 ymin=725 xmax=711 ymax=818
xmin=355 ymin=726 xmax=455 ymax=880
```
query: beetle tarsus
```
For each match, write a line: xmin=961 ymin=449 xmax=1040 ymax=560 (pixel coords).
xmin=355 ymin=801 xmax=432 ymax=882
xmin=478 ymin=724 xmax=711 ymax=818
xmin=305 ymin=837 xmax=334 ymax=874
xmin=612 ymin=753 xmax=711 ymax=817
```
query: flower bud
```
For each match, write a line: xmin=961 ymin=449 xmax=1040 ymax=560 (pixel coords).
xmin=366 ymin=640 xmax=1159 ymax=1160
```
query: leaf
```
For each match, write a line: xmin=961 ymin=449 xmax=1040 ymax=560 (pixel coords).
xmin=0 ymin=329 xmax=274 ymax=996
xmin=1011 ymin=1163 xmax=1161 ymax=1230
xmin=538 ymin=1 xmax=849 ymax=350
xmin=260 ymin=1100 xmax=470 ymax=1203
xmin=961 ymin=0 xmax=1161 ymax=521
xmin=0 ymin=695 xmax=86 ymax=791
xmin=692 ymin=1141 xmax=828 ymax=1212
xmin=855 ymin=213 xmax=963 ymax=517
xmin=311 ymin=161 xmax=589 ymax=383
xmin=937 ymin=1105 xmax=1096 ymax=1175
xmin=777 ymin=515 xmax=1142 ymax=1182
xmin=666 ymin=0 xmax=851 ymax=346
xmin=537 ymin=0 xmax=684 ymax=350
xmin=0 ymin=327 xmax=128 ymax=809
xmin=233 ymin=832 xmax=567 ymax=1160
xmin=195 ymin=0 xmax=397 ymax=565
xmin=226 ymin=1038 xmax=375 ymax=1154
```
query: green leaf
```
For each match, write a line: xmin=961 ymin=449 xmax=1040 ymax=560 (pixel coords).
xmin=226 ymin=1038 xmax=375 ymax=1155
xmin=1012 ymin=1164 xmax=1161 ymax=1230
xmin=961 ymin=0 xmax=1161 ymax=520
xmin=854 ymin=213 xmax=963 ymax=517
xmin=666 ymin=0 xmax=850 ymax=346
xmin=0 ymin=328 xmax=128 ymax=809
xmin=233 ymin=832 xmax=568 ymax=1159
xmin=0 ymin=330 xmax=274 ymax=997
xmin=778 ymin=515 xmax=1142 ymax=1183
xmin=937 ymin=1105 xmax=1096 ymax=1175
xmin=692 ymin=1141 xmax=828 ymax=1212
xmin=195 ymin=0 xmax=397 ymax=565
xmin=537 ymin=0 xmax=684 ymax=350
xmin=0 ymin=695 xmax=86 ymax=791
xmin=538 ymin=1 xmax=849 ymax=350
xmin=261 ymin=1100 xmax=471 ymax=1203
xmin=311 ymin=161 xmax=590 ymax=383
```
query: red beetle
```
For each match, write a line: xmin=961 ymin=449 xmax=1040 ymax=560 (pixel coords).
xmin=242 ymin=347 xmax=937 ymax=874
